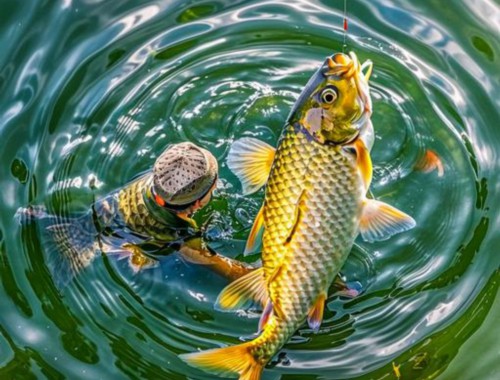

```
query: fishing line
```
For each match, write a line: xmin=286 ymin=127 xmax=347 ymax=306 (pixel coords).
xmin=342 ymin=0 xmax=349 ymax=53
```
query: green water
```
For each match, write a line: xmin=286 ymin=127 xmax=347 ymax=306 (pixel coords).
xmin=1 ymin=0 xmax=499 ymax=379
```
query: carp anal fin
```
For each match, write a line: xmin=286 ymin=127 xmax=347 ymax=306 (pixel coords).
xmin=227 ymin=137 xmax=276 ymax=195
xmin=360 ymin=199 xmax=416 ymax=243
xmin=244 ymin=205 xmax=264 ymax=256
xmin=307 ymin=292 xmax=326 ymax=332
xmin=215 ymin=267 xmax=268 ymax=311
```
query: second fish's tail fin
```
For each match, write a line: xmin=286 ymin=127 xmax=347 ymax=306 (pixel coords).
xmin=179 ymin=341 xmax=263 ymax=380
xmin=17 ymin=206 xmax=98 ymax=288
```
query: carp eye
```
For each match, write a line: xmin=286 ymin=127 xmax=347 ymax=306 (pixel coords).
xmin=320 ymin=87 xmax=338 ymax=104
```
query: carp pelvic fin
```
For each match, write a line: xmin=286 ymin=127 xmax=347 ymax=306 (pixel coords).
xmin=331 ymin=275 xmax=362 ymax=298
xmin=244 ymin=205 xmax=265 ymax=256
xmin=258 ymin=300 xmax=274 ymax=331
xmin=227 ymin=137 xmax=276 ymax=195
xmin=307 ymin=292 xmax=326 ymax=332
xmin=360 ymin=199 xmax=416 ymax=243
xmin=215 ymin=267 xmax=268 ymax=311
xmin=179 ymin=341 xmax=263 ymax=380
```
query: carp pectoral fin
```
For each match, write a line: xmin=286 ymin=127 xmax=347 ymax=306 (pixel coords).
xmin=215 ymin=267 xmax=268 ymax=311
xmin=177 ymin=213 xmax=198 ymax=228
xmin=307 ymin=292 xmax=326 ymax=332
xmin=122 ymin=243 xmax=159 ymax=273
xmin=244 ymin=205 xmax=265 ymax=256
xmin=226 ymin=137 xmax=276 ymax=195
xmin=360 ymin=199 xmax=416 ymax=243
xmin=352 ymin=138 xmax=373 ymax=191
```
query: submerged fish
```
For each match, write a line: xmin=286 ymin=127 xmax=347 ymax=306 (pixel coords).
xmin=17 ymin=149 xmax=251 ymax=287
xmin=180 ymin=52 xmax=416 ymax=380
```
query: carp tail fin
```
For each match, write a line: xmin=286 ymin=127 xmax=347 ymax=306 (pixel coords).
xmin=17 ymin=206 xmax=97 ymax=288
xmin=180 ymin=341 xmax=263 ymax=380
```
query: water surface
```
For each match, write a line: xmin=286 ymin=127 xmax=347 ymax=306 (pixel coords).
xmin=0 ymin=0 xmax=499 ymax=379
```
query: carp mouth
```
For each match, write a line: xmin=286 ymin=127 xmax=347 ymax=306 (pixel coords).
xmin=325 ymin=52 xmax=373 ymax=119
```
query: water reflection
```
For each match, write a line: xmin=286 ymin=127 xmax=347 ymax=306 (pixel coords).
xmin=1 ymin=0 xmax=499 ymax=379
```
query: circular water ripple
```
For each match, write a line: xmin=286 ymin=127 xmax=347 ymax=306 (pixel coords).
xmin=2 ymin=0 xmax=499 ymax=379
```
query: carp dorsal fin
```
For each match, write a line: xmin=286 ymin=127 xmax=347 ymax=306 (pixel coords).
xmin=227 ymin=137 xmax=276 ymax=195
xmin=215 ymin=267 xmax=268 ymax=311
xmin=244 ymin=205 xmax=265 ymax=256
xmin=307 ymin=292 xmax=327 ymax=332
xmin=360 ymin=199 xmax=416 ymax=243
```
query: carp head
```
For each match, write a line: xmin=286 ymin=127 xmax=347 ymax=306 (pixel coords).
xmin=290 ymin=51 xmax=373 ymax=145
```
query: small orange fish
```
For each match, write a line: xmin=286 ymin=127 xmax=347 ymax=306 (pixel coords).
xmin=415 ymin=149 xmax=444 ymax=177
